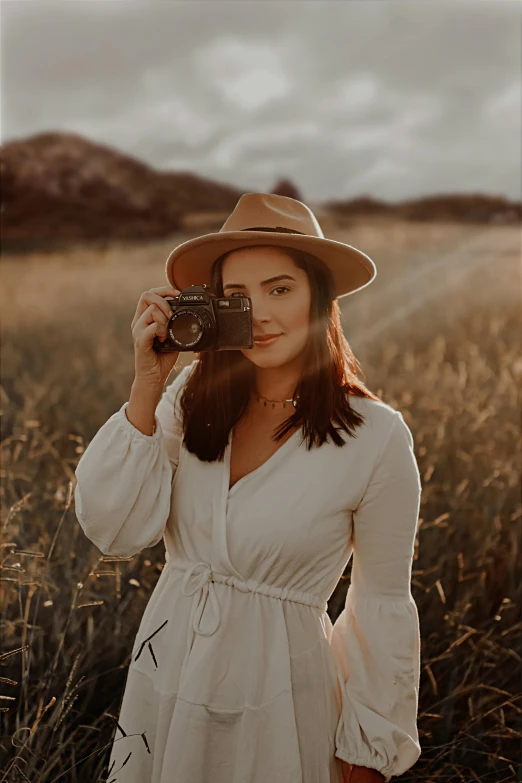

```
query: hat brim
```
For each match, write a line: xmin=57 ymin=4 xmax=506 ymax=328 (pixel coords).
xmin=165 ymin=230 xmax=376 ymax=299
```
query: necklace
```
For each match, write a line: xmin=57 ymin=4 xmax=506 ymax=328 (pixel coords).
xmin=255 ymin=391 xmax=299 ymax=409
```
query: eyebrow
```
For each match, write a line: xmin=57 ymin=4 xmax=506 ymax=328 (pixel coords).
xmin=223 ymin=274 xmax=297 ymax=292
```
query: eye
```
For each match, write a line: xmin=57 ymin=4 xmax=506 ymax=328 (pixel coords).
xmin=229 ymin=286 xmax=290 ymax=297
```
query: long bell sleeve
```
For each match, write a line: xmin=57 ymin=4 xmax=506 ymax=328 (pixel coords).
xmin=331 ymin=410 xmax=422 ymax=782
xmin=74 ymin=361 xmax=195 ymax=558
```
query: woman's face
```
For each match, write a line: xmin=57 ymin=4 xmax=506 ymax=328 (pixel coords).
xmin=221 ymin=245 xmax=312 ymax=369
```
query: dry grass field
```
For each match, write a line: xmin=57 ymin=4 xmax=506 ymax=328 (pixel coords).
xmin=1 ymin=218 xmax=521 ymax=782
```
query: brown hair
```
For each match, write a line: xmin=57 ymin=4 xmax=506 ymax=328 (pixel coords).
xmin=179 ymin=244 xmax=381 ymax=462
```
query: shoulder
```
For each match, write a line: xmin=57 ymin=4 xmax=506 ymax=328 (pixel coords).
xmin=346 ymin=392 xmax=402 ymax=433
xmin=345 ymin=395 xmax=419 ymax=487
xmin=344 ymin=393 xmax=415 ymax=456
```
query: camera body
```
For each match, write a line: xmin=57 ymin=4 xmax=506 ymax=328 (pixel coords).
xmin=152 ymin=284 xmax=254 ymax=352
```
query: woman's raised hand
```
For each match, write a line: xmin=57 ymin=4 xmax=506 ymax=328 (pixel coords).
xmin=131 ymin=285 xmax=181 ymax=389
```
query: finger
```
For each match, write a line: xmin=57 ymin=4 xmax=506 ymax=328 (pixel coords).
xmin=132 ymin=288 xmax=179 ymax=330
xmin=136 ymin=292 xmax=173 ymax=323
xmin=153 ymin=295 xmax=174 ymax=321
xmin=142 ymin=302 xmax=170 ymax=328
xmin=145 ymin=320 xmax=167 ymax=342
xmin=148 ymin=286 xmax=181 ymax=294
xmin=134 ymin=320 xmax=164 ymax=349
xmin=132 ymin=303 xmax=168 ymax=338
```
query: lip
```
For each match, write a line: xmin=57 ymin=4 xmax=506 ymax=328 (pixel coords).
xmin=253 ymin=334 xmax=282 ymax=346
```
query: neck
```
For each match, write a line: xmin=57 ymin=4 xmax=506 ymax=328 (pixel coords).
xmin=252 ymin=358 xmax=302 ymax=402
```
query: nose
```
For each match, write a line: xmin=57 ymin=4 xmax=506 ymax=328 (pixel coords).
xmin=249 ymin=294 xmax=274 ymax=326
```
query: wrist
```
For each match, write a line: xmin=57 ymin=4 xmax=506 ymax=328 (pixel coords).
xmin=127 ymin=380 xmax=163 ymax=437
xmin=131 ymin=377 xmax=164 ymax=399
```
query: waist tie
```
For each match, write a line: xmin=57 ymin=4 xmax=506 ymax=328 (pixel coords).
xmin=165 ymin=554 xmax=328 ymax=680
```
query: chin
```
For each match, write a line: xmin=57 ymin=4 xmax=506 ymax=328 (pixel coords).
xmin=241 ymin=353 xmax=279 ymax=368
xmin=240 ymin=347 xmax=294 ymax=369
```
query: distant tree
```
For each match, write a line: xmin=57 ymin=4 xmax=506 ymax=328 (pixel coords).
xmin=271 ymin=178 xmax=303 ymax=201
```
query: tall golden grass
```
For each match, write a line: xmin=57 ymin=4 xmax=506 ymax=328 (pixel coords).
xmin=1 ymin=219 xmax=520 ymax=782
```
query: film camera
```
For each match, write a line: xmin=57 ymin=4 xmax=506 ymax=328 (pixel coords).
xmin=152 ymin=284 xmax=254 ymax=352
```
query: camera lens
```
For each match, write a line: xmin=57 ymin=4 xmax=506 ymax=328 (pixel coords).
xmin=170 ymin=311 xmax=203 ymax=347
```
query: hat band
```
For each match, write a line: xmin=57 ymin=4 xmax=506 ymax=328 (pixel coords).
xmin=240 ymin=226 xmax=306 ymax=235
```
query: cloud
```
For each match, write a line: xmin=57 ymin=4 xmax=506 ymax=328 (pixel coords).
xmin=195 ymin=38 xmax=293 ymax=112
xmin=482 ymin=82 xmax=521 ymax=128
xmin=2 ymin=0 xmax=520 ymax=201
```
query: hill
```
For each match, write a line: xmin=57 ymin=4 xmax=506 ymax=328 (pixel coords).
xmin=0 ymin=131 xmax=246 ymax=251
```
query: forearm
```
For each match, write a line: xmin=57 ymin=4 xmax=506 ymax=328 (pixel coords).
xmin=126 ymin=379 xmax=163 ymax=436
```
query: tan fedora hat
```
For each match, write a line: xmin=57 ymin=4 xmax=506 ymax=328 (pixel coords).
xmin=165 ymin=192 xmax=376 ymax=299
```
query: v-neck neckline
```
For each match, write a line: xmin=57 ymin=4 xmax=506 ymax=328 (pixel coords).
xmin=225 ymin=425 xmax=303 ymax=497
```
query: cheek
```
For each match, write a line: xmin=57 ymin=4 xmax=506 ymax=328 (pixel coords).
xmin=284 ymin=297 xmax=311 ymax=335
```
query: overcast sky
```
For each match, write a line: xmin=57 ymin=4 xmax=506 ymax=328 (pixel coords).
xmin=1 ymin=0 xmax=520 ymax=203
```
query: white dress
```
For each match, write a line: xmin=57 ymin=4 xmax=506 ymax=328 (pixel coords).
xmin=74 ymin=360 xmax=422 ymax=783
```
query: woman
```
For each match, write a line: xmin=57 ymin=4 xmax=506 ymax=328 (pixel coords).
xmin=74 ymin=193 xmax=422 ymax=783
